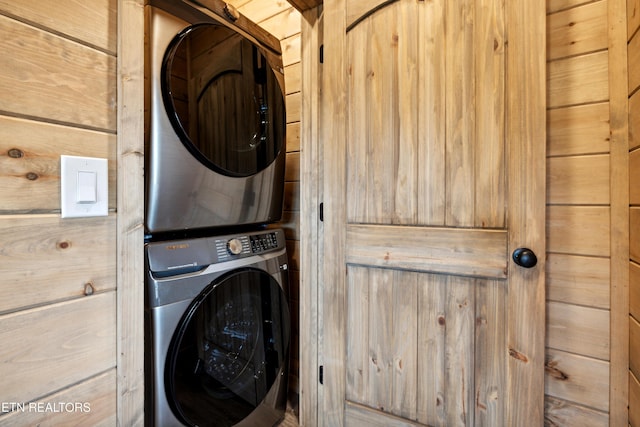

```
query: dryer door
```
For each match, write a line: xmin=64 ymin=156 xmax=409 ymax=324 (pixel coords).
xmin=165 ymin=268 xmax=290 ymax=426
xmin=162 ymin=23 xmax=286 ymax=177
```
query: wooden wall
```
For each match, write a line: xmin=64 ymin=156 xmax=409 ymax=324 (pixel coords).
xmin=1 ymin=0 xmax=634 ymax=425
xmin=0 ymin=1 xmax=118 ymax=425
xmin=545 ymin=0 xmax=629 ymax=425
xmin=225 ymin=0 xmax=303 ymax=394
xmin=629 ymin=0 xmax=640 ymax=423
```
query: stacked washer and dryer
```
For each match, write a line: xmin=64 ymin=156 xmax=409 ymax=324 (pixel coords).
xmin=144 ymin=1 xmax=290 ymax=426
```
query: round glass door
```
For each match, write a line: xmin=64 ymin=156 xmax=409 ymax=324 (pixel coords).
xmin=162 ymin=23 xmax=285 ymax=177
xmin=165 ymin=268 xmax=290 ymax=426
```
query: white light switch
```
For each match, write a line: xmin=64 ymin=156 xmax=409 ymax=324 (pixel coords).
xmin=61 ymin=155 xmax=108 ymax=218
xmin=77 ymin=170 xmax=97 ymax=203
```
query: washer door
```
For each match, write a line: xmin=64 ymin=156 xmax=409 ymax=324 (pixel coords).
xmin=162 ymin=23 xmax=285 ymax=177
xmin=165 ymin=268 xmax=290 ymax=427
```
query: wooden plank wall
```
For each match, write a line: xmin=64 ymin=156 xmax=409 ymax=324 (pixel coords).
xmin=0 ymin=1 xmax=118 ymax=425
xmin=225 ymin=0 xmax=303 ymax=394
xmin=629 ymin=0 xmax=640 ymax=423
xmin=546 ymin=0 xmax=629 ymax=424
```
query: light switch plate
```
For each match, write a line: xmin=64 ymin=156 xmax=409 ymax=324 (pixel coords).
xmin=60 ymin=155 xmax=108 ymax=218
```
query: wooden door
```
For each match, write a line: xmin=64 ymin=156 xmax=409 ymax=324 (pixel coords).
xmin=318 ymin=0 xmax=546 ymax=425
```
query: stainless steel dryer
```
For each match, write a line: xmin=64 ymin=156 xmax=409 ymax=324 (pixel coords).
xmin=145 ymin=228 xmax=290 ymax=426
xmin=145 ymin=1 xmax=286 ymax=234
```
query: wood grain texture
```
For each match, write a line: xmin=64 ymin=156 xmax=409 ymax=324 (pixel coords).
xmin=546 ymin=253 xmax=610 ymax=309
xmin=345 ymin=401 xmax=423 ymax=427
xmin=631 ymin=207 xmax=640 ymax=262
xmin=547 ymin=51 xmax=609 ymax=108
xmin=316 ymin=0 xmax=545 ymax=424
xmin=546 ymin=155 xmax=610 ymax=204
xmin=260 ymin=7 xmax=302 ymax=40
xmin=547 ymin=0 xmax=608 ymax=61
xmin=445 ymin=0 xmax=475 ymax=227
xmin=0 ymin=0 xmax=117 ymax=53
xmin=0 ymin=14 xmax=116 ymax=130
xmin=629 ymin=29 xmax=640 ymax=94
xmin=474 ymin=0 xmax=505 ymax=230
xmin=0 ymin=369 xmax=117 ymax=427
xmin=631 ymin=92 xmax=640 ymax=150
xmin=547 ymin=103 xmax=611 ymax=157
xmin=506 ymin=0 xmax=546 ymax=424
xmin=281 ymin=33 xmax=301 ymax=66
xmin=631 ymin=371 xmax=640 ymax=427
xmin=545 ymin=348 xmax=610 ymax=412
xmin=547 ymin=301 xmax=610 ymax=360
xmin=416 ymin=273 xmax=446 ymax=426
xmin=235 ymin=0 xmax=292 ymax=23
xmin=287 ymin=122 xmax=301 ymax=152
xmin=631 ymin=315 xmax=640 ymax=376
xmin=546 ymin=206 xmax=610 ymax=257
xmin=547 ymin=0 xmax=598 ymax=14
xmin=0 ymin=292 xmax=116 ymax=404
xmin=544 ymin=396 xmax=608 ymax=427
xmin=474 ymin=279 xmax=506 ymax=426
xmin=608 ymin=0 xmax=630 ymax=423
xmin=0 ymin=115 xmax=117 ymax=212
xmin=116 ymin=0 xmax=145 ymax=425
xmin=631 ymin=261 xmax=640 ymax=320
xmin=298 ymin=7 xmax=322 ymax=426
xmin=286 ymin=91 xmax=301 ymax=123
xmin=630 ymin=0 xmax=640 ymax=41
xmin=417 ymin=0 xmax=445 ymax=226
xmin=320 ymin=0 xmax=348 ymax=422
xmin=0 ymin=214 xmax=116 ymax=314
xmin=346 ymin=224 xmax=508 ymax=279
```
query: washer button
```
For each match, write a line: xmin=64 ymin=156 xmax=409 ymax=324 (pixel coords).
xmin=227 ymin=238 xmax=243 ymax=255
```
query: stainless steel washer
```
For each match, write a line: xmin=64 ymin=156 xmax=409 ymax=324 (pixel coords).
xmin=145 ymin=228 xmax=290 ymax=426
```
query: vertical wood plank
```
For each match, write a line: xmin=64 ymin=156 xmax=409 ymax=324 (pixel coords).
xmin=321 ymin=0 xmax=347 ymax=422
xmin=475 ymin=279 xmax=506 ymax=426
xmin=445 ymin=277 xmax=475 ymax=427
xmin=117 ymin=0 xmax=145 ymax=425
xmin=391 ymin=270 xmax=418 ymax=420
xmin=445 ymin=0 xmax=476 ymax=227
xmin=368 ymin=268 xmax=394 ymax=412
xmin=417 ymin=0 xmax=446 ymax=226
xmin=299 ymin=6 xmax=322 ymax=426
xmin=416 ymin=274 xmax=446 ymax=426
xmin=394 ymin=1 xmax=418 ymax=226
xmin=474 ymin=0 xmax=506 ymax=229
xmin=346 ymin=266 xmax=369 ymax=404
xmin=346 ymin=16 xmax=369 ymax=223
xmin=367 ymin=8 xmax=397 ymax=224
xmin=608 ymin=0 xmax=630 ymax=423
xmin=506 ymin=0 xmax=546 ymax=424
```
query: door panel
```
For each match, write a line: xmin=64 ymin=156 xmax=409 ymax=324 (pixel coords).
xmin=320 ymin=0 xmax=544 ymax=425
xmin=345 ymin=266 xmax=508 ymax=425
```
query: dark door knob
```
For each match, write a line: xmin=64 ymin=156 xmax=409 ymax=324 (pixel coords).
xmin=513 ymin=248 xmax=537 ymax=268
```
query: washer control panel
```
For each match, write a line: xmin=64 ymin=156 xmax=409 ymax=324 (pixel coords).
xmin=214 ymin=230 xmax=283 ymax=262
xmin=249 ymin=232 xmax=279 ymax=253
xmin=147 ymin=229 xmax=285 ymax=274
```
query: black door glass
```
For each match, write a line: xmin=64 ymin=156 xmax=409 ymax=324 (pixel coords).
xmin=162 ymin=24 xmax=285 ymax=177
xmin=166 ymin=269 xmax=290 ymax=427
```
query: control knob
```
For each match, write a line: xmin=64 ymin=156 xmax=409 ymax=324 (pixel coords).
xmin=227 ymin=238 xmax=243 ymax=255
